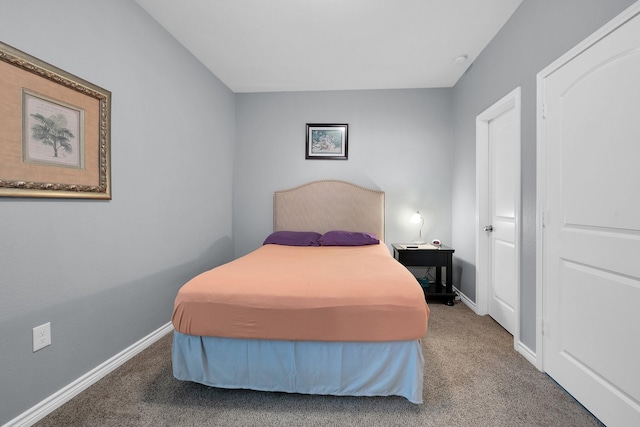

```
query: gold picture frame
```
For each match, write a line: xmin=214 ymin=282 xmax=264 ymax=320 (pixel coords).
xmin=0 ymin=41 xmax=111 ymax=199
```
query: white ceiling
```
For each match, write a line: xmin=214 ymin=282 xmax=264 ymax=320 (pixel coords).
xmin=135 ymin=0 xmax=522 ymax=93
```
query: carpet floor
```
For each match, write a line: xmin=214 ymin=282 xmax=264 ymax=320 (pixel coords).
xmin=34 ymin=302 xmax=602 ymax=426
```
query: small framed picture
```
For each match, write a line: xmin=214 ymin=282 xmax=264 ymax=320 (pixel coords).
xmin=305 ymin=123 xmax=348 ymax=160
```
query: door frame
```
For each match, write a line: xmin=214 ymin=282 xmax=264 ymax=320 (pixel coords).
xmin=476 ymin=86 xmax=522 ymax=351
xmin=535 ymin=1 xmax=640 ymax=373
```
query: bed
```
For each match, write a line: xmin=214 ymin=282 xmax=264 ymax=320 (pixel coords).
xmin=171 ymin=180 xmax=429 ymax=403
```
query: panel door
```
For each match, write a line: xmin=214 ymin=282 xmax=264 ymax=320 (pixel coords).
xmin=487 ymin=108 xmax=518 ymax=335
xmin=541 ymin=9 xmax=640 ymax=426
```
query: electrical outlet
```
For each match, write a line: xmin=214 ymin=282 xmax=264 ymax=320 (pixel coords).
xmin=33 ymin=322 xmax=51 ymax=352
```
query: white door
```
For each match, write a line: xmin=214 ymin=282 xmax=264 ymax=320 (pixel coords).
xmin=538 ymin=5 xmax=640 ymax=426
xmin=487 ymin=108 xmax=518 ymax=334
xmin=476 ymin=88 xmax=521 ymax=340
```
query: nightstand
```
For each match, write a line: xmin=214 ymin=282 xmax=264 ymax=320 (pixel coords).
xmin=392 ymin=243 xmax=456 ymax=306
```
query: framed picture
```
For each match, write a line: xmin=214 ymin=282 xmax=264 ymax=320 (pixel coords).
xmin=305 ymin=123 xmax=348 ymax=160
xmin=0 ymin=41 xmax=111 ymax=199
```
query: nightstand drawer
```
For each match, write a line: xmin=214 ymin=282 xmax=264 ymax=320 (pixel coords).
xmin=394 ymin=249 xmax=450 ymax=266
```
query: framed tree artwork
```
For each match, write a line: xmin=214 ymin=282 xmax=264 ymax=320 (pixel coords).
xmin=0 ymin=41 xmax=111 ymax=199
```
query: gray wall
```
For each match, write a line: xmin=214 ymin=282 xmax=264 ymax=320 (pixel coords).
xmin=234 ymin=89 xmax=453 ymax=258
xmin=451 ymin=0 xmax=636 ymax=351
xmin=0 ymin=1 xmax=235 ymax=424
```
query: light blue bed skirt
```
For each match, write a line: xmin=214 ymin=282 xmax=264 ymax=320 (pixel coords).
xmin=172 ymin=331 xmax=424 ymax=403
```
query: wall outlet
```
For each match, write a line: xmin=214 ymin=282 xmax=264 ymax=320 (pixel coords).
xmin=33 ymin=322 xmax=51 ymax=352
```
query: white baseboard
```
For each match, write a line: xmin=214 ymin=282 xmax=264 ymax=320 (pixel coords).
xmin=4 ymin=322 xmax=174 ymax=427
xmin=517 ymin=340 xmax=538 ymax=369
xmin=454 ymin=287 xmax=478 ymax=314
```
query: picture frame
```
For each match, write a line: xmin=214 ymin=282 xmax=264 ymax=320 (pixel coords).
xmin=0 ymin=41 xmax=111 ymax=199
xmin=305 ymin=123 xmax=348 ymax=160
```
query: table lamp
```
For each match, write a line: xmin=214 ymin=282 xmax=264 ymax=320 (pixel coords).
xmin=411 ymin=211 xmax=424 ymax=244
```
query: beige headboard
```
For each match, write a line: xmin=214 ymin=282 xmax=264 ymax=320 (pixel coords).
xmin=274 ymin=180 xmax=385 ymax=241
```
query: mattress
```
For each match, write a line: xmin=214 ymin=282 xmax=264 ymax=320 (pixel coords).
xmin=172 ymin=243 xmax=429 ymax=341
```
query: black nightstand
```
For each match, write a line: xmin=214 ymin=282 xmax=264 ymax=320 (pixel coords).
xmin=392 ymin=243 xmax=456 ymax=306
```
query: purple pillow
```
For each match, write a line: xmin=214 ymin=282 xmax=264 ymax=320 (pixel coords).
xmin=319 ymin=230 xmax=380 ymax=246
xmin=263 ymin=231 xmax=322 ymax=246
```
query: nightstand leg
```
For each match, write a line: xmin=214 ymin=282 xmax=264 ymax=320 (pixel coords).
xmin=445 ymin=258 xmax=454 ymax=306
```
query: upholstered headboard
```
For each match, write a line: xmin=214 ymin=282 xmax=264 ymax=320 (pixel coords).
xmin=274 ymin=180 xmax=385 ymax=241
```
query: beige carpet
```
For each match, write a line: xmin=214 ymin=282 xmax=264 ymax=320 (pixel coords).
xmin=35 ymin=302 xmax=602 ymax=426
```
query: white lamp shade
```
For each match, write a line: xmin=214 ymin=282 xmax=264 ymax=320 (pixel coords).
xmin=410 ymin=211 xmax=425 ymax=244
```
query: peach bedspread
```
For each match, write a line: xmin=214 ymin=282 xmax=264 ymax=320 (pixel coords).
xmin=172 ymin=243 xmax=429 ymax=342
